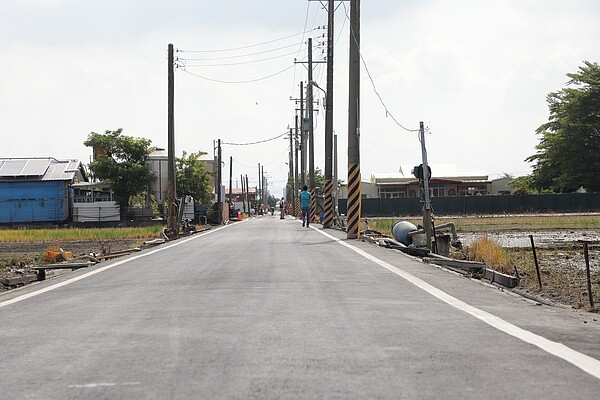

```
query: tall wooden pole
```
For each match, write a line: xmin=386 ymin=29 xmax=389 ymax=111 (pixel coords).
xmin=167 ymin=43 xmax=177 ymax=232
xmin=346 ymin=0 xmax=362 ymax=239
xmin=322 ymin=0 xmax=335 ymax=228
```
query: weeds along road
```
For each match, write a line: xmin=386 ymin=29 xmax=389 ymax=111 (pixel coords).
xmin=1 ymin=214 xmax=600 ymax=399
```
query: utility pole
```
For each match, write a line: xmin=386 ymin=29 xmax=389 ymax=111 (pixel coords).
xmin=167 ymin=43 xmax=177 ymax=232
xmin=217 ymin=139 xmax=222 ymax=224
xmin=245 ymin=174 xmax=250 ymax=214
xmin=333 ymin=133 xmax=338 ymax=220
xmin=294 ymin=113 xmax=300 ymax=217
xmin=322 ymin=0 xmax=335 ymax=228
xmin=420 ymin=121 xmax=433 ymax=249
xmin=240 ymin=174 xmax=246 ymax=213
xmin=261 ymin=165 xmax=265 ymax=208
xmin=346 ymin=0 xmax=362 ymax=239
xmin=257 ymin=163 xmax=261 ymax=211
xmin=288 ymin=128 xmax=294 ymax=203
xmin=307 ymin=37 xmax=317 ymax=223
xmin=300 ymin=81 xmax=307 ymax=188
xmin=228 ymin=156 xmax=233 ymax=219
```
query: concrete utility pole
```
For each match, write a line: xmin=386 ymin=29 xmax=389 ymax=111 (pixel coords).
xmin=420 ymin=121 xmax=433 ymax=249
xmin=307 ymin=38 xmax=317 ymax=223
xmin=288 ymin=128 xmax=294 ymax=203
xmin=333 ymin=133 xmax=338 ymax=218
xmin=294 ymin=114 xmax=299 ymax=216
xmin=240 ymin=174 xmax=246 ymax=213
xmin=257 ymin=163 xmax=261 ymax=210
xmin=300 ymin=81 xmax=307 ymax=188
xmin=217 ymin=139 xmax=222 ymax=224
xmin=228 ymin=156 xmax=233 ymax=218
xmin=322 ymin=0 xmax=335 ymax=228
xmin=346 ymin=0 xmax=362 ymax=239
xmin=167 ymin=43 xmax=177 ymax=232
xmin=261 ymin=165 xmax=265 ymax=208
xmin=245 ymin=174 xmax=250 ymax=214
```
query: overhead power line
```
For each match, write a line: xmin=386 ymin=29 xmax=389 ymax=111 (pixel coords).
xmin=182 ymin=49 xmax=304 ymax=68
xmin=342 ymin=4 xmax=419 ymax=133
xmin=222 ymin=131 xmax=288 ymax=146
xmin=178 ymin=42 xmax=303 ymax=62
xmin=180 ymin=62 xmax=298 ymax=84
xmin=178 ymin=28 xmax=319 ymax=53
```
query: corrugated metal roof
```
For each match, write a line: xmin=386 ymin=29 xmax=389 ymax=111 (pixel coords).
xmin=0 ymin=158 xmax=83 ymax=182
xmin=0 ymin=159 xmax=29 ymax=177
xmin=21 ymin=159 xmax=52 ymax=176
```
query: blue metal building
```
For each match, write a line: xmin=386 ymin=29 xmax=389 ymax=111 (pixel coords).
xmin=0 ymin=158 xmax=86 ymax=224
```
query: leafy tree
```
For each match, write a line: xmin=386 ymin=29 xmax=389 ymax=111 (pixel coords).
xmin=527 ymin=61 xmax=600 ymax=192
xmin=507 ymin=176 xmax=535 ymax=195
xmin=267 ymin=194 xmax=277 ymax=208
xmin=176 ymin=151 xmax=212 ymax=204
xmin=84 ymin=129 xmax=154 ymax=216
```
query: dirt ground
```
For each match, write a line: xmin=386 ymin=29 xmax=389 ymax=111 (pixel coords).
xmin=0 ymin=239 xmax=144 ymax=292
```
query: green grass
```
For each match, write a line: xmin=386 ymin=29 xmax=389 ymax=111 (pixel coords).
xmin=0 ymin=226 xmax=164 ymax=242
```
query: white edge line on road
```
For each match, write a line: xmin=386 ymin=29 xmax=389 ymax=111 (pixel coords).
xmin=315 ymin=227 xmax=600 ymax=381
xmin=0 ymin=224 xmax=233 ymax=309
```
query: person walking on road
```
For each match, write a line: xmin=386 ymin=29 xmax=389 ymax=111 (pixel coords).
xmin=299 ymin=185 xmax=311 ymax=228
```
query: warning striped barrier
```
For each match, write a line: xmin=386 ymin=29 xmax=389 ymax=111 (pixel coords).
xmin=323 ymin=179 xmax=333 ymax=228
xmin=310 ymin=188 xmax=317 ymax=223
xmin=346 ymin=163 xmax=361 ymax=239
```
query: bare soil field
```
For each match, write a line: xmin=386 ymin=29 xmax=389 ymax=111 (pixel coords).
xmin=0 ymin=239 xmax=144 ymax=292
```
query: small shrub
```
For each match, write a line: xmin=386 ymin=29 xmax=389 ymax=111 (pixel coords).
xmin=465 ymin=236 xmax=513 ymax=274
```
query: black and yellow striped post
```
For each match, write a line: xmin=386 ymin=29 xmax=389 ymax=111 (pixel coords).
xmin=310 ymin=188 xmax=317 ymax=223
xmin=322 ymin=179 xmax=334 ymax=227
xmin=346 ymin=164 xmax=361 ymax=239
xmin=346 ymin=0 xmax=361 ymax=239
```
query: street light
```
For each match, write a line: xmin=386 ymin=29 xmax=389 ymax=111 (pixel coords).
xmin=310 ymin=81 xmax=327 ymax=106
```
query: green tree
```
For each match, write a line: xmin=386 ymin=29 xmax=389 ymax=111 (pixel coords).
xmin=84 ymin=129 xmax=154 ymax=216
xmin=176 ymin=151 xmax=212 ymax=204
xmin=508 ymin=176 xmax=535 ymax=195
xmin=527 ymin=61 xmax=600 ymax=192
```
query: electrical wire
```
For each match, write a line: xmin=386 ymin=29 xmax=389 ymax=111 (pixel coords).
xmin=222 ymin=131 xmax=288 ymax=146
xmin=178 ymin=28 xmax=319 ymax=53
xmin=178 ymin=42 xmax=303 ymax=62
xmin=183 ymin=49 xmax=304 ymax=68
xmin=343 ymin=4 xmax=419 ymax=133
xmin=180 ymin=63 xmax=297 ymax=84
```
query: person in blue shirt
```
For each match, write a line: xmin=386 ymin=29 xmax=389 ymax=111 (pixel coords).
xmin=299 ymin=185 xmax=311 ymax=228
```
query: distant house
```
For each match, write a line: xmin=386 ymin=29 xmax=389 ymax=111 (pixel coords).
xmin=71 ymin=181 xmax=120 ymax=222
xmin=0 ymin=158 xmax=86 ymax=223
xmin=371 ymin=164 xmax=490 ymax=198
xmin=337 ymin=181 xmax=378 ymax=199
xmin=148 ymin=148 xmax=216 ymax=208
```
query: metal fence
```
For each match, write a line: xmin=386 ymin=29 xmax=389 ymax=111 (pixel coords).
xmin=338 ymin=193 xmax=600 ymax=217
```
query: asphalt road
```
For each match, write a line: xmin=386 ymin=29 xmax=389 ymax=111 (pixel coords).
xmin=2 ymin=214 xmax=600 ymax=399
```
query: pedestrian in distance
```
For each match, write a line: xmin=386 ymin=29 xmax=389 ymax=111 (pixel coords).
xmin=299 ymin=185 xmax=311 ymax=228
xmin=280 ymin=197 xmax=285 ymax=219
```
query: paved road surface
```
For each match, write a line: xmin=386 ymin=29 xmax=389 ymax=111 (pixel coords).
xmin=2 ymin=214 xmax=600 ymax=399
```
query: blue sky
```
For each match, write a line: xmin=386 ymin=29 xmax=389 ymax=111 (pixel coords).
xmin=2 ymin=0 xmax=599 ymax=197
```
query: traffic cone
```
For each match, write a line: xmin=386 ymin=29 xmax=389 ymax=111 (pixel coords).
xmin=237 ymin=211 xmax=242 ymax=221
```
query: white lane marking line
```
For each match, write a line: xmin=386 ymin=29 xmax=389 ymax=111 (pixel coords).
xmin=68 ymin=382 xmax=140 ymax=389
xmin=0 ymin=224 xmax=232 ymax=309
xmin=315 ymin=228 xmax=600 ymax=381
